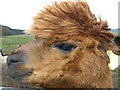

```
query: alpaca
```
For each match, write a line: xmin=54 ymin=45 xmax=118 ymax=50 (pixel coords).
xmin=6 ymin=1 xmax=118 ymax=88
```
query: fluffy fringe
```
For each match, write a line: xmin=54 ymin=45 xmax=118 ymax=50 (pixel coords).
xmin=26 ymin=1 xmax=118 ymax=51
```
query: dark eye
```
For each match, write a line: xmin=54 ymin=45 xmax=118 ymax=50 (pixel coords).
xmin=54 ymin=43 xmax=76 ymax=53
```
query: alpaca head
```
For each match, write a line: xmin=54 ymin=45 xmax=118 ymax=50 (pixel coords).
xmin=7 ymin=1 xmax=115 ymax=88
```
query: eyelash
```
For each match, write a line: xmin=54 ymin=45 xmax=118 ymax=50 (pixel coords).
xmin=54 ymin=43 xmax=76 ymax=53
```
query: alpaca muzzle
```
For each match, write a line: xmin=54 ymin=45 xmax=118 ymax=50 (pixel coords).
xmin=6 ymin=51 xmax=33 ymax=81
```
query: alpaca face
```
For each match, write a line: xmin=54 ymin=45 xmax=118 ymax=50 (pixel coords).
xmin=7 ymin=37 xmax=111 ymax=88
xmin=7 ymin=38 xmax=86 ymax=87
xmin=6 ymin=1 xmax=114 ymax=88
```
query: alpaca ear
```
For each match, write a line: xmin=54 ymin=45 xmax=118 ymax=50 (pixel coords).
xmin=101 ymin=41 xmax=120 ymax=55
xmin=108 ymin=42 xmax=120 ymax=55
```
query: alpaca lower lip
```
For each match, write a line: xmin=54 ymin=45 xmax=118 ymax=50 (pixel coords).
xmin=12 ymin=71 xmax=33 ymax=79
xmin=9 ymin=71 xmax=33 ymax=82
xmin=7 ymin=67 xmax=33 ymax=80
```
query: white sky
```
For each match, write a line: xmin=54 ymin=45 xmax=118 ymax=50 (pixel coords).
xmin=0 ymin=0 xmax=119 ymax=30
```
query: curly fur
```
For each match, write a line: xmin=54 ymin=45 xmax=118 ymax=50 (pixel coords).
xmin=6 ymin=1 xmax=117 ymax=89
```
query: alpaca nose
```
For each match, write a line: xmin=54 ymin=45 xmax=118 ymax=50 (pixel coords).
xmin=7 ymin=53 xmax=23 ymax=66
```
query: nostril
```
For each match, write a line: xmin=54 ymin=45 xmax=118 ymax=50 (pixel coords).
xmin=7 ymin=56 xmax=22 ymax=66
xmin=7 ymin=59 xmax=21 ymax=66
xmin=11 ymin=59 xmax=20 ymax=63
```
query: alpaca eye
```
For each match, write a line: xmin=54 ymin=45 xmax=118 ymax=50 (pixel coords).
xmin=54 ymin=44 xmax=76 ymax=53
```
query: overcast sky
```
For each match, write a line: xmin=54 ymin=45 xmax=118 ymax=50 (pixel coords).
xmin=0 ymin=0 xmax=119 ymax=30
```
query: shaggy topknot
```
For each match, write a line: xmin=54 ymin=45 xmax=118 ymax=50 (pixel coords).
xmin=27 ymin=1 xmax=115 ymax=50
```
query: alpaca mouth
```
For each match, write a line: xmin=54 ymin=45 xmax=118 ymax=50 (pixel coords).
xmin=12 ymin=71 xmax=33 ymax=79
xmin=7 ymin=68 xmax=33 ymax=81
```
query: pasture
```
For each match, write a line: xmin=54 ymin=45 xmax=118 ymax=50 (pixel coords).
xmin=1 ymin=35 xmax=34 ymax=55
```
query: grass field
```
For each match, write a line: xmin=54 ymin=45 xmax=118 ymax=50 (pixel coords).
xmin=1 ymin=35 xmax=34 ymax=55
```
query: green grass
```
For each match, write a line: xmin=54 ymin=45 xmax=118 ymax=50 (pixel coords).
xmin=1 ymin=35 xmax=34 ymax=54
